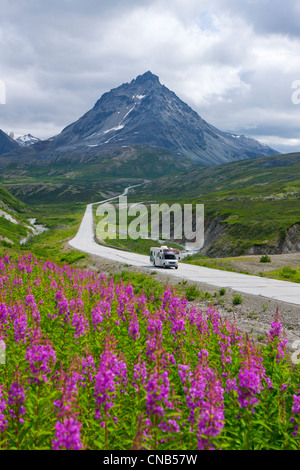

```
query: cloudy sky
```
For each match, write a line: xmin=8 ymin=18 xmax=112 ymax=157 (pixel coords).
xmin=0 ymin=0 xmax=300 ymax=153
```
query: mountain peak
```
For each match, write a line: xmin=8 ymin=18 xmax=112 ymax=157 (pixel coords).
xmin=46 ymin=72 xmax=279 ymax=165
xmin=132 ymin=71 xmax=160 ymax=86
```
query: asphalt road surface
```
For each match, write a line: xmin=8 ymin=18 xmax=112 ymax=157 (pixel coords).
xmin=69 ymin=187 xmax=300 ymax=306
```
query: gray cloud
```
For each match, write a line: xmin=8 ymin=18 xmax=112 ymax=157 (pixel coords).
xmin=0 ymin=0 xmax=299 ymax=154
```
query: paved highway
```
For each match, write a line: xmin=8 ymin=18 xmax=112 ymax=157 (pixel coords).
xmin=69 ymin=187 xmax=300 ymax=306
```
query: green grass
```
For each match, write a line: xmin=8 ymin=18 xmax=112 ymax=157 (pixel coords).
xmin=182 ymin=254 xmax=251 ymax=275
xmin=20 ymin=202 xmax=87 ymax=264
xmin=2 ymin=149 xmax=300 ymax=269
xmin=0 ymin=184 xmax=29 ymax=213
xmin=130 ymin=152 xmax=300 ymax=257
xmin=266 ymin=265 xmax=300 ymax=283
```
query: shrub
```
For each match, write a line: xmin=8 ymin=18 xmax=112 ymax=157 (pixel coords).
xmin=185 ymin=284 xmax=201 ymax=301
xmin=260 ymin=255 xmax=271 ymax=263
xmin=233 ymin=294 xmax=243 ymax=305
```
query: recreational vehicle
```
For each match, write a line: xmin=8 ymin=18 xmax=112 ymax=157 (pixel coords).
xmin=150 ymin=246 xmax=179 ymax=269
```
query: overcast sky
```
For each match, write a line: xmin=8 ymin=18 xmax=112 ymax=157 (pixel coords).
xmin=0 ymin=0 xmax=300 ymax=153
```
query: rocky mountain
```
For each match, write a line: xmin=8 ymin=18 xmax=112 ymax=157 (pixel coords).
xmin=15 ymin=133 xmax=41 ymax=147
xmin=46 ymin=71 xmax=279 ymax=165
xmin=0 ymin=129 xmax=19 ymax=155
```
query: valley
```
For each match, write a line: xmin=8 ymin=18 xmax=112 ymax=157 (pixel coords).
xmin=0 ymin=71 xmax=299 ymax=311
xmin=2 ymin=1 xmax=300 ymax=452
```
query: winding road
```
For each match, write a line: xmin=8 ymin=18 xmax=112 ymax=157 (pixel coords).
xmin=69 ymin=186 xmax=300 ymax=306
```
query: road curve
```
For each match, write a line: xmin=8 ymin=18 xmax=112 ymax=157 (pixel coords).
xmin=69 ymin=187 xmax=300 ymax=306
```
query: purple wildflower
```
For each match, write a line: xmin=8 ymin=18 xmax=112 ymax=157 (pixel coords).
xmin=0 ymin=385 xmax=8 ymax=432
xmin=291 ymin=391 xmax=300 ymax=437
xmin=94 ymin=347 xmax=127 ymax=424
xmin=25 ymin=333 xmax=56 ymax=384
xmin=145 ymin=370 xmax=172 ymax=418
xmin=186 ymin=364 xmax=225 ymax=450
xmin=132 ymin=360 xmax=147 ymax=393
xmin=7 ymin=381 xmax=26 ymax=423
xmin=52 ymin=417 xmax=82 ymax=450
xmin=54 ymin=372 xmax=79 ymax=418
xmin=237 ymin=366 xmax=262 ymax=409
xmin=267 ymin=310 xmax=288 ymax=363
xmin=128 ymin=315 xmax=140 ymax=341
xmin=72 ymin=311 xmax=89 ymax=339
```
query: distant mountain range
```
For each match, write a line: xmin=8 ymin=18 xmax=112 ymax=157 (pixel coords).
xmin=0 ymin=131 xmax=40 ymax=154
xmin=43 ymin=70 xmax=279 ymax=165
xmin=0 ymin=71 xmax=279 ymax=168
xmin=15 ymin=133 xmax=41 ymax=147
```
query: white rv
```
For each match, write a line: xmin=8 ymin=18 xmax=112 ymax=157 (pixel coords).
xmin=150 ymin=246 xmax=179 ymax=269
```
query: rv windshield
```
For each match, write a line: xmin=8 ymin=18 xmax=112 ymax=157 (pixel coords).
xmin=164 ymin=254 xmax=176 ymax=260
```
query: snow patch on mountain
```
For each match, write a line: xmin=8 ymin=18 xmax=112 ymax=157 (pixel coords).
xmin=15 ymin=134 xmax=41 ymax=147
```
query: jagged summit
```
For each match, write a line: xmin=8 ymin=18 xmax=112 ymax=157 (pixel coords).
xmin=44 ymin=71 xmax=279 ymax=165
xmin=131 ymin=71 xmax=160 ymax=85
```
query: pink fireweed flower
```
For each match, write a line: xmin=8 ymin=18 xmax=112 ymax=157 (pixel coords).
xmin=94 ymin=349 xmax=127 ymax=424
xmin=0 ymin=385 xmax=8 ymax=432
xmin=186 ymin=364 xmax=225 ymax=450
xmin=237 ymin=366 xmax=263 ymax=409
xmin=145 ymin=369 xmax=172 ymax=419
xmin=7 ymin=382 xmax=26 ymax=423
xmin=292 ymin=392 xmax=300 ymax=415
xmin=52 ymin=417 xmax=82 ymax=450
xmin=91 ymin=307 xmax=103 ymax=327
xmin=145 ymin=316 xmax=164 ymax=362
xmin=80 ymin=355 xmax=96 ymax=386
xmin=24 ymin=294 xmax=40 ymax=324
xmin=52 ymin=296 xmax=71 ymax=324
xmin=128 ymin=314 xmax=140 ymax=341
xmin=178 ymin=364 xmax=192 ymax=393
xmin=0 ymin=303 xmax=8 ymax=325
xmin=13 ymin=309 xmax=28 ymax=344
xmin=267 ymin=310 xmax=288 ymax=363
xmin=197 ymin=372 xmax=225 ymax=450
xmin=132 ymin=360 xmax=147 ymax=393
xmin=54 ymin=372 xmax=79 ymax=418
xmin=71 ymin=311 xmax=89 ymax=339
xmin=291 ymin=390 xmax=300 ymax=437
xmin=25 ymin=333 xmax=56 ymax=384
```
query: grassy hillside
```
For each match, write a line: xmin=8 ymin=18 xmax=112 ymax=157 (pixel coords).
xmin=1 ymin=148 xmax=300 ymax=262
xmin=0 ymin=145 xmax=196 ymax=204
xmin=130 ymin=152 xmax=300 ymax=257
xmin=0 ymin=184 xmax=32 ymax=246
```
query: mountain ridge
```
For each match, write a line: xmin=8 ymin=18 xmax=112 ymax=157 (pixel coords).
xmin=0 ymin=129 xmax=19 ymax=155
xmin=41 ymin=71 xmax=279 ymax=165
